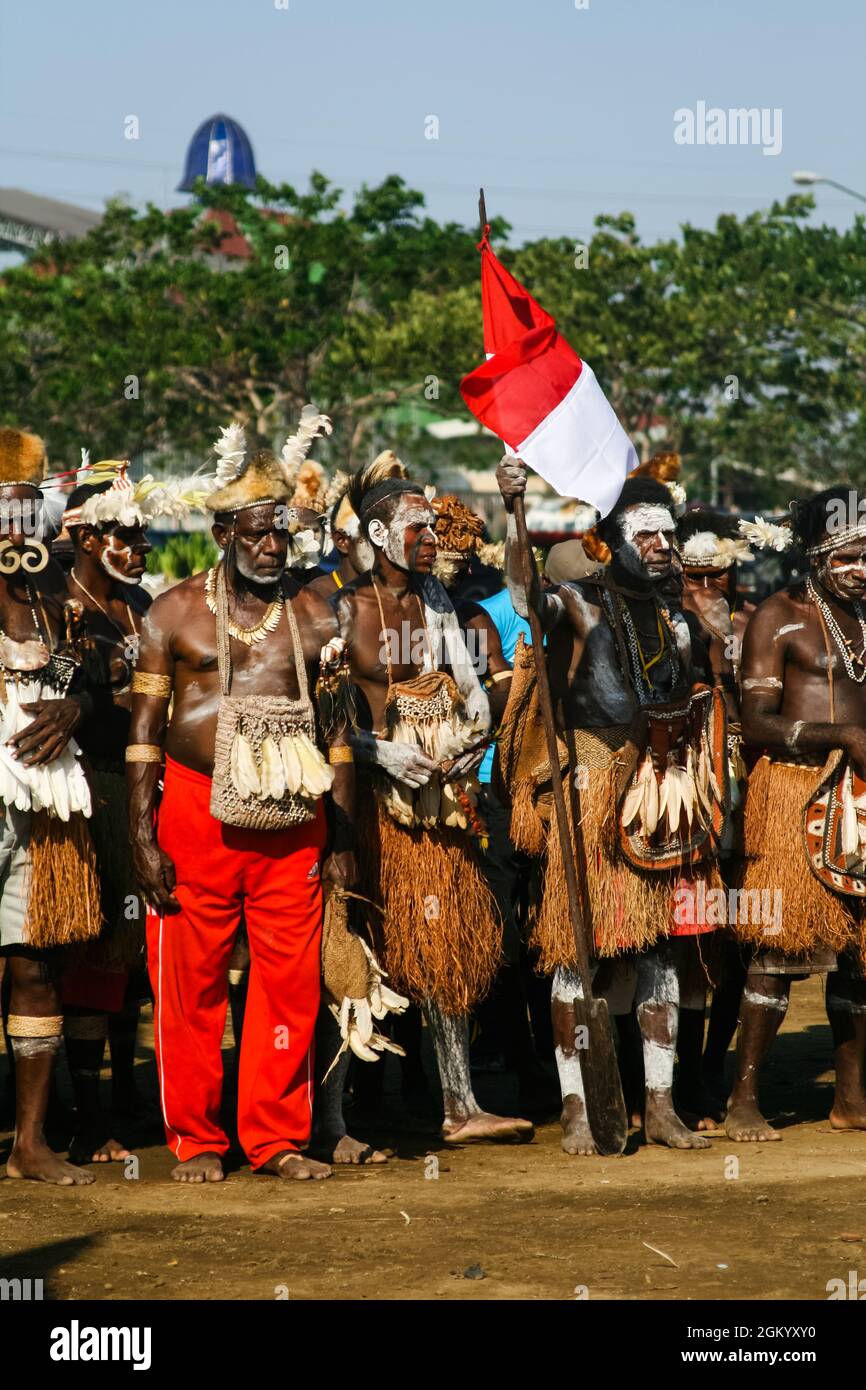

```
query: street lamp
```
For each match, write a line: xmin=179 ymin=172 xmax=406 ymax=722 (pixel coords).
xmin=792 ymin=171 xmax=866 ymax=204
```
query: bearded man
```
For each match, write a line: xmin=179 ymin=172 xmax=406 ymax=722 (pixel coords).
xmin=497 ymin=454 xmax=729 ymax=1155
xmin=726 ymin=488 xmax=866 ymax=1141
xmin=332 ymin=474 xmax=532 ymax=1143
xmin=0 ymin=428 xmax=102 ymax=1186
xmin=128 ymin=413 xmax=355 ymax=1183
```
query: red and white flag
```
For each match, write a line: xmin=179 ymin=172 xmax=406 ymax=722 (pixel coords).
xmin=460 ymin=229 xmax=636 ymax=518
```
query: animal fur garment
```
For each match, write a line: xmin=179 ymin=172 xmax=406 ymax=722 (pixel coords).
xmin=0 ymin=428 xmax=47 ymax=485
xmin=206 ymin=406 xmax=332 ymax=513
xmin=320 ymin=887 xmax=408 ymax=1077
xmin=732 ymin=755 xmax=863 ymax=960
xmin=25 ymin=810 xmax=103 ymax=948
xmin=355 ymin=771 xmax=502 ymax=1013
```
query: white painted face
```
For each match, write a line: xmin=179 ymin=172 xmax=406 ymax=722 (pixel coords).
xmin=99 ymin=531 xmax=146 ymax=585
xmin=368 ymin=496 xmax=437 ymax=571
xmin=618 ymin=504 xmax=676 ymax=580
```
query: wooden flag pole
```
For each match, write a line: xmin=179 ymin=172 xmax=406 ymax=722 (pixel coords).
xmin=478 ymin=189 xmax=627 ymax=1155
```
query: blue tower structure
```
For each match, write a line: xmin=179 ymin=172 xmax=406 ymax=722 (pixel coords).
xmin=178 ymin=114 xmax=257 ymax=192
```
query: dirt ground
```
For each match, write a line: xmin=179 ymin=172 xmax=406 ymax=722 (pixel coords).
xmin=1 ymin=973 xmax=864 ymax=1302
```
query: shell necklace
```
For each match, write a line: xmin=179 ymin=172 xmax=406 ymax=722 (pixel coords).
xmin=71 ymin=568 xmax=140 ymax=659
xmin=205 ymin=567 xmax=284 ymax=646
xmin=806 ymin=578 xmax=866 ymax=683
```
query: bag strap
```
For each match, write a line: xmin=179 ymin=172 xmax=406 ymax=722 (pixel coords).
xmin=283 ymin=590 xmax=311 ymax=708
xmin=214 ymin=564 xmax=309 ymax=708
xmin=215 ymin=562 xmax=233 ymax=697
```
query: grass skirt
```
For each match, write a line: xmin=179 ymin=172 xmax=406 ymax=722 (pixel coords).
xmin=526 ymin=730 xmax=721 ymax=970
xmin=25 ymin=809 xmax=102 ymax=949
xmin=732 ymin=755 xmax=860 ymax=959
xmin=356 ymin=772 xmax=501 ymax=1014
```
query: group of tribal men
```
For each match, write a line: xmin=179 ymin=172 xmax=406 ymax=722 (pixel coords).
xmin=2 ymin=411 xmax=866 ymax=1189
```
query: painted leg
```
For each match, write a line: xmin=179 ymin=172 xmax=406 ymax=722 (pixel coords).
xmin=724 ymin=972 xmax=788 ymax=1141
xmin=427 ymin=1001 xmax=534 ymax=1144
xmin=637 ymin=944 xmax=711 ymax=1150
xmin=5 ymin=956 xmax=94 ymax=1185
xmin=308 ymin=1004 xmax=387 ymax=1164
xmin=827 ymin=972 xmax=866 ymax=1130
xmin=551 ymin=966 xmax=596 ymax=1155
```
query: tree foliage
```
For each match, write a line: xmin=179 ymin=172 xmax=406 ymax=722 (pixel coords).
xmin=0 ymin=174 xmax=863 ymax=508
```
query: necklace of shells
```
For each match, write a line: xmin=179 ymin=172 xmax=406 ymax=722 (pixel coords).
xmin=204 ymin=567 xmax=284 ymax=646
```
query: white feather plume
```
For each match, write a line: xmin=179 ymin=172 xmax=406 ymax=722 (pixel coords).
xmin=280 ymin=405 xmax=332 ymax=492
xmin=213 ymin=422 xmax=247 ymax=486
xmin=738 ymin=517 xmax=793 ymax=553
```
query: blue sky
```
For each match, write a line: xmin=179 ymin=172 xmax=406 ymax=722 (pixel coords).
xmin=0 ymin=0 xmax=863 ymax=244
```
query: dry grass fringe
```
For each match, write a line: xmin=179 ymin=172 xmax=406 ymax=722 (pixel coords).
xmin=356 ymin=782 xmax=501 ymax=1014
xmin=732 ymin=755 xmax=858 ymax=956
xmin=25 ymin=810 xmax=103 ymax=949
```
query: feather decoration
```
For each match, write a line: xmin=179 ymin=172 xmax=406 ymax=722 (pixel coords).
xmin=323 ymin=469 xmax=352 ymax=514
xmin=213 ymin=422 xmax=248 ymax=486
xmin=842 ymin=769 xmax=860 ymax=861
xmin=738 ymin=517 xmax=793 ymax=553
xmin=280 ymin=405 xmax=333 ymax=494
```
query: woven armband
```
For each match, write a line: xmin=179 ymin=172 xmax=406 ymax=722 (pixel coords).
xmin=328 ymin=745 xmax=354 ymax=765
xmin=125 ymin=744 xmax=163 ymax=764
xmin=131 ymin=671 xmax=173 ymax=698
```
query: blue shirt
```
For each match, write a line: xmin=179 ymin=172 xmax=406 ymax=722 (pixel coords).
xmin=476 ymin=587 xmax=533 ymax=784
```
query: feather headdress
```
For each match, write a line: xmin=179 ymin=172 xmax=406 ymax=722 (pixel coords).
xmin=738 ymin=517 xmax=793 ymax=553
xmin=677 ymin=507 xmax=755 ymax=571
xmin=68 ymin=461 xmax=209 ymax=529
xmin=338 ymin=449 xmax=408 ymax=537
xmin=206 ymin=405 xmax=332 ymax=514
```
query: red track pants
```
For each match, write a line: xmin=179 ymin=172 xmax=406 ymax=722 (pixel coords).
xmin=146 ymin=755 xmax=326 ymax=1169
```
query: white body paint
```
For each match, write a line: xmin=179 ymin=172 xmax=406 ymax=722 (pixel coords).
xmin=621 ymin=505 xmax=675 ymax=544
xmin=743 ymin=676 xmax=783 ymax=690
xmin=775 ymin=623 xmax=804 ymax=639
xmin=826 ymin=994 xmax=866 ymax=1014
xmin=743 ymin=988 xmax=787 ymax=1011
xmin=101 ymin=533 xmax=142 ymax=585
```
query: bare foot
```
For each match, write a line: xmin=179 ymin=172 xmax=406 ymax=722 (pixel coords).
xmin=645 ymin=1091 xmax=711 ymax=1149
xmin=442 ymin=1111 xmax=534 ymax=1145
xmin=560 ymin=1094 xmax=597 ymax=1156
xmin=829 ymin=1099 xmax=866 ymax=1131
xmin=676 ymin=1082 xmax=725 ymax=1130
xmin=724 ymin=1100 xmax=781 ymax=1142
xmin=69 ymin=1124 xmax=131 ymax=1165
xmin=309 ymin=1135 xmax=387 ymax=1165
xmin=261 ymin=1151 xmax=331 ymax=1181
xmin=171 ymin=1152 xmax=225 ymax=1183
xmin=7 ymin=1139 xmax=96 ymax=1186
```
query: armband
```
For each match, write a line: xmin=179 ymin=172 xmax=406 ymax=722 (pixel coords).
xmin=125 ymin=744 xmax=163 ymax=764
xmin=131 ymin=671 xmax=173 ymax=698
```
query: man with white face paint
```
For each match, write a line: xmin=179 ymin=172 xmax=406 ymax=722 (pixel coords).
xmin=497 ymin=453 xmax=729 ymax=1155
xmin=726 ymin=486 xmax=866 ymax=1142
xmin=59 ymin=465 xmax=172 ymax=1166
xmin=332 ymin=472 xmax=533 ymax=1143
xmin=306 ymin=452 xmax=402 ymax=603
